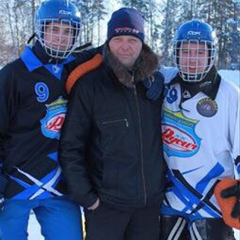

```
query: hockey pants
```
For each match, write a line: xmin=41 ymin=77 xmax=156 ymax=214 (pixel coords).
xmin=159 ymin=215 xmax=236 ymax=240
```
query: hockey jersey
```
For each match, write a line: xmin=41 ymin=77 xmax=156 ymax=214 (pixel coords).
xmin=161 ymin=66 xmax=240 ymax=219
xmin=0 ymin=46 xmax=75 ymax=200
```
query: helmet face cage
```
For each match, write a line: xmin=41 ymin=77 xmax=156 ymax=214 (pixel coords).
xmin=173 ymin=19 xmax=217 ymax=82
xmin=173 ymin=39 xmax=216 ymax=82
xmin=35 ymin=0 xmax=81 ymax=59
xmin=35 ymin=19 xmax=80 ymax=59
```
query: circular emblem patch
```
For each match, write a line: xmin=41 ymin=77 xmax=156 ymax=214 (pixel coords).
xmin=197 ymin=98 xmax=218 ymax=117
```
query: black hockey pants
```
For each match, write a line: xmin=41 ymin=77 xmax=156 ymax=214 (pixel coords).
xmin=159 ymin=215 xmax=236 ymax=240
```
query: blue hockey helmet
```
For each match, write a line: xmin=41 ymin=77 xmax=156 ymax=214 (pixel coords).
xmin=35 ymin=0 xmax=81 ymax=59
xmin=173 ymin=19 xmax=217 ymax=82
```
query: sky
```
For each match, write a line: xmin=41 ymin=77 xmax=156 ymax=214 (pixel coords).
xmin=27 ymin=70 xmax=240 ymax=239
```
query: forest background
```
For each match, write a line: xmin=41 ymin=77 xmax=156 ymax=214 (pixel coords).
xmin=0 ymin=0 xmax=239 ymax=70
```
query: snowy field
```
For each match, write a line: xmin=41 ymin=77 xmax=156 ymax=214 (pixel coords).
xmin=28 ymin=209 xmax=240 ymax=240
xmin=219 ymin=69 xmax=240 ymax=87
xmin=27 ymin=70 xmax=240 ymax=239
xmin=28 ymin=213 xmax=43 ymax=240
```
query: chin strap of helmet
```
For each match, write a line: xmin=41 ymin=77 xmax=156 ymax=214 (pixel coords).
xmin=27 ymin=33 xmax=36 ymax=45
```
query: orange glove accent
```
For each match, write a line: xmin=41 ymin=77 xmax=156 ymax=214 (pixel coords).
xmin=214 ymin=178 xmax=240 ymax=229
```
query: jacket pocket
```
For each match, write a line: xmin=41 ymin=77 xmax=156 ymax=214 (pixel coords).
xmin=101 ymin=118 xmax=129 ymax=128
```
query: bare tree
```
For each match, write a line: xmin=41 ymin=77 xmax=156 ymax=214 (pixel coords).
xmin=0 ymin=0 xmax=239 ymax=68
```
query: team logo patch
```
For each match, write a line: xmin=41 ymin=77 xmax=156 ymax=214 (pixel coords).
xmin=41 ymin=97 xmax=67 ymax=139
xmin=197 ymin=98 xmax=218 ymax=117
xmin=162 ymin=107 xmax=201 ymax=157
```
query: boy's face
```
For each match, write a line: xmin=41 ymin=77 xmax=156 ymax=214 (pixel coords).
xmin=178 ymin=42 xmax=209 ymax=75
xmin=44 ymin=22 xmax=74 ymax=51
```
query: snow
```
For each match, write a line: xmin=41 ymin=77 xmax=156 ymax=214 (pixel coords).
xmin=28 ymin=211 xmax=240 ymax=239
xmin=219 ymin=70 xmax=240 ymax=87
xmin=27 ymin=70 xmax=239 ymax=239
xmin=28 ymin=213 xmax=43 ymax=240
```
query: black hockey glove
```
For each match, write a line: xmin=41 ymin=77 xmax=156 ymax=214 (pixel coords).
xmin=142 ymin=71 xmax=164 ymax=101
xmin=0 ymin=174 xmax=8 ymax=210
xmin=221 ymin=180 xmax=240 ymax=218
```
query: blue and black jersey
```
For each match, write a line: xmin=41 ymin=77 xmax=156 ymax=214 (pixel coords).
xmin=0 ymin=44 xmax=75 ymax=200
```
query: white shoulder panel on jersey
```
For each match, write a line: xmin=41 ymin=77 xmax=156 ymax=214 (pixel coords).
xmin=160 ymin=66 xmax=178 ymax=84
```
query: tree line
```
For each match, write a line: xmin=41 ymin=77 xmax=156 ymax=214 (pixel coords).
xmin=0 ymin=0 xmax=239 ymax=70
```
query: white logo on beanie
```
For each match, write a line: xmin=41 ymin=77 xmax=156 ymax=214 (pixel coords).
xmin=107 ymin=7 xmax=144 ymax=42
xmin=115 ymin=27 xmax=140 ymax=34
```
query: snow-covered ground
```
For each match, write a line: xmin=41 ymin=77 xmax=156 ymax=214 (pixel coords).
xmin=28 ymin=211 xmax=240 ymax=239
xmin=219 ymin=69 xmax=240 ymax=87
xmin=28 ymin=213 xmax=43 ymax=240
xmin=27 ymin=70 xmax=240 ymax=239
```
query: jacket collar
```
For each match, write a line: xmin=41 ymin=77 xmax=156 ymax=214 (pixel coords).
xmin=21 ymin=43 xmax=75 ymax=72
xmin=102 ymin=43 xmax=159 ymax=88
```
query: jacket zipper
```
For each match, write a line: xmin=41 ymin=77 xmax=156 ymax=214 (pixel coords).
xmin=102 ymin=118 xmax=129 ymax=127
xmin=132 ymin=76 xmax=147 ymax=206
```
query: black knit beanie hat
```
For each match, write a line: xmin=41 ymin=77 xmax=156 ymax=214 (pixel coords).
xmin=107 ymin=7 xmax=145 ymax=42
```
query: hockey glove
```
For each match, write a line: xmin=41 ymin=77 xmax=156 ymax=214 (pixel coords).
xmin=221 ymin=180 xmax=240 ymax=218
xmin=0 ymin=174 xmax=8 ymax=210
xmin=142 ymin=71 xmax=164 ymax=101
xmin=214 ymin=178 xmax=240 ymax=229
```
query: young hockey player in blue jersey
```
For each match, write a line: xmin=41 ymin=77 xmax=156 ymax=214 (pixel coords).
xmin=0 ymin=0 xmax=84 ymax=239
xmin=159 ymin=19 xmax=240 ymax=240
